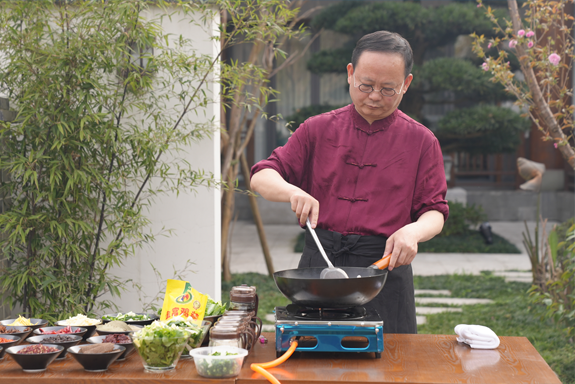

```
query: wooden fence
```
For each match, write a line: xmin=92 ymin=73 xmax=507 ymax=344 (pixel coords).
xmin=447 ymin=152 xmax=519 ymax=189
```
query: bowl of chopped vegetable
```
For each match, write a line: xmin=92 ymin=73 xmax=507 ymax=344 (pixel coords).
xmin=1 ymin=316 xmax=48 ymax=330
xmin=132 ymin=321 xmax=190 ymax=372
xmin=101 ymin=312 xmax=158 ymax=326
xmin=87 ymin=334 xmax=135 ymax=361
xmin=0 ymin=335 xmax=22 ymax=359
xmin=190 ymin=346 xmax=248 ymax=379
xmin=6 ymin=344 xmax=64 ymax=372
xmin=67 ymin=344 xmax=125 ymax=372
xmin=26 ymin=334 xmax=83 ymax=359
xmin=163 ymin=317 xmax=211 ymax=358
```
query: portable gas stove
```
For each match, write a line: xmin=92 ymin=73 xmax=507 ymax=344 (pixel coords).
xmin=275 ymin=304 xmax=384 ymax=358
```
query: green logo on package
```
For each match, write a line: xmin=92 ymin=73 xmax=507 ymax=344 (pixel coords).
xmin=175 ymin=282 xmax=193 ymax=304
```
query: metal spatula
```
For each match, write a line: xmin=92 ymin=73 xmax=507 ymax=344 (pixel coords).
xmin=305 ymin=218 xmax=349 ymax=279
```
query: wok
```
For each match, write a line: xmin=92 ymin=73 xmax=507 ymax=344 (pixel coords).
xmin=273 ymin=266 xmax=388 ymax=308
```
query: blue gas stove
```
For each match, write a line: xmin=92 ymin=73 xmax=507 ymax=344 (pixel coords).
xmin=274 ymin=305 xmax=384 ymax=358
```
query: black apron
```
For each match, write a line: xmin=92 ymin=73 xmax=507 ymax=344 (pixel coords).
xmin=298 ymin=227 xmax=417 ymax=334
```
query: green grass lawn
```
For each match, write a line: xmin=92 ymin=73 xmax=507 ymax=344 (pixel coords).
xmin=418 ymin=232 xmax=521 ymax=253
xmin=224 ymin=272 xmax=574 ymax=384
xmin=294 ymin=231 xmax=521 ymax=253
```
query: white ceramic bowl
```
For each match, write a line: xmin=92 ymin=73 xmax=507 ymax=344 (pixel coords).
xmin=189 ymin=346 xmax=248 ymax=378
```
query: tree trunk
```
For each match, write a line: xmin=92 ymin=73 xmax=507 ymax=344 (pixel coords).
xmin=240 ymin=153 xmax=275 ymax=276
xmin=221 ymin=170 xmax=236 ymax=282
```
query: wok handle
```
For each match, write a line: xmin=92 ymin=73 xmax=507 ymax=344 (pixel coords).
xmin=368 ymin=254 xmax=391 ymax=270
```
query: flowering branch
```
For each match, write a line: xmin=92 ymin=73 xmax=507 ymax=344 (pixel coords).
xmin=472 ymin=0 xmax=575 ymax=168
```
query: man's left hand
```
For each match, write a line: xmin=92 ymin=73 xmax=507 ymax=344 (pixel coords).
xmin=383 ymin=210 xmax=445 ymax=271
xmin=383 ymin=224 xmax=420 ymax=271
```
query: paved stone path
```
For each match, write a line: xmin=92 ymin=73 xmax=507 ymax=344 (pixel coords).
xmin=414 ymin=290 xmax=494 ymax=325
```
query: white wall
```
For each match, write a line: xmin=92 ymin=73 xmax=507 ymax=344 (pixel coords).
xmin=105 ymin=6 xmax=221 ymax=313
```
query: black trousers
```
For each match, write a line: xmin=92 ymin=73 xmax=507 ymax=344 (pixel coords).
xmin=298 ymin=227 xmax=417 ymax=334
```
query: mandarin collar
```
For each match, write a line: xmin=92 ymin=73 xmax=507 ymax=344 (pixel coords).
xmin=350 ymin=105 xmax=398 ymax=135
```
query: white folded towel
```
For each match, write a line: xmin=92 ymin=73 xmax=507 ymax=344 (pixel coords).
xmin=454 ymin=324 xmax=500 ymax=349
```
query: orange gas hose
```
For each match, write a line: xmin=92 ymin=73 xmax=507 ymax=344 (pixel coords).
xmin=251 ymin=339 xmax=298 ymax=384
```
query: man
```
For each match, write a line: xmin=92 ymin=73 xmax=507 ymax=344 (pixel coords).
xmin=250 ymin=31 xmax=449 ymax=333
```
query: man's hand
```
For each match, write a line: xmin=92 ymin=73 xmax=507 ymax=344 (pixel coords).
xmin=251 ymin=169 xmax=320 ymax=227
xmin=383 ymin=210 xmax=444 ymax=271
xmin=289 ymin=190 xmax=319 ymax=227
xmin=383 ymin=224 xmax=419 ymax=271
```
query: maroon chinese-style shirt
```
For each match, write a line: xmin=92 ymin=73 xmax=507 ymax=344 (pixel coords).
xmin=251 ymin=104 xmax=449 ymax=237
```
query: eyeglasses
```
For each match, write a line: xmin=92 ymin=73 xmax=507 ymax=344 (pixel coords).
xmin=353 ymin=73 xmax=404 ymax=97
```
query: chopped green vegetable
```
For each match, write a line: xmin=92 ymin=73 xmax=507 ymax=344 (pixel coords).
xmin=164 ymin=316 xmax=206 ymax=348
xmin=205 ymin=297 xmax=228 ymax=317
xmin=102 ymin=311 xmax=151 ymax=322
xmin=132 ymin=321 xmax=189 ymax=368
xmin=196 ymin=353 xmax=242 ymax=378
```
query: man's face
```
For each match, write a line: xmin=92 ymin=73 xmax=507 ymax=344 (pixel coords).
xmin=347 ymin=51 xmax=413 ymax=124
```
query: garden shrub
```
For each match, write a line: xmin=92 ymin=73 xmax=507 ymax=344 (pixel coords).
xmin=528 ymin=218 xmax=575 ymax=339
xmin=438 ymin=201 xmax=487 ymax=237
xmin=284 ymin=104 xmax=346 ymax=131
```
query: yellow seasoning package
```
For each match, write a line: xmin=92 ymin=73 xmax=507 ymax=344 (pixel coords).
xmin=160 ymin=279 xmax=208 ymax=325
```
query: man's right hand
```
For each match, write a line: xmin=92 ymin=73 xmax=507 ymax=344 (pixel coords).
xmin=251 ymin=169 xmax=320 ymax=228
xmin=289 ymin=190 xmax=319 ymax=228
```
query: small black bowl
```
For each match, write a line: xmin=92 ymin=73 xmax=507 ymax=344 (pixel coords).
xmin=55 ymin=320 xmax=99 ymax=340
xmin=96 ymin=324 xmax=142 ymax=336
xmin=33 ymin=326 xmax=87 ymax=340
xmin=0 ymin=318 xmax=48 ymax=330
xmin=101 ymin=313 xmax=159 ymax=327
xmin=6 ymin=344 xmax=64 ymax=372
xmin=26 ymin=334 xmax=82 ymax=359
xmin=0 ymin=335 xmax=22 ymax=359
xmin=87 ymin=335 xmax=135 ymax=361
xmin=0 ymin=326 xmax=32 ymax=341
xmin=68 ymin=344 xmax=125 ymax=372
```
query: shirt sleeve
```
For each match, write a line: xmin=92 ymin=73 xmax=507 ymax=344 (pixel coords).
xmin=250 ymin=122 xmax=309 ymax=188
xmin=411 ymin=138 xmax=449 ymax=222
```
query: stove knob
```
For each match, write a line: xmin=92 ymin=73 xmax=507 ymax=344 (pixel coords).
xmin=280 ymin=326 xmax=284 ymax=334
xmin=361 ymin=322 xmax=365 ymax=326
xmin=375 ymin=328 xmax=379 ymax=334
xmin=328 ymin=322 xmax=332 ymax=326
xmin=294 ymin=322 xmax=298 ymax=326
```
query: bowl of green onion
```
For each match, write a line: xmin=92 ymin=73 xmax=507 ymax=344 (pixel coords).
xmin=101 ymin=312 xmax=158 ymax=327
